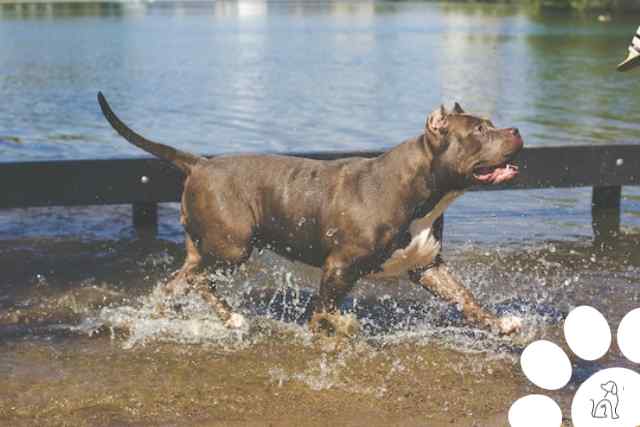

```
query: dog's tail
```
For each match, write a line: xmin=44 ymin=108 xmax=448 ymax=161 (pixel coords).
xmin=97 ymin=92 xmax=202 ymax=174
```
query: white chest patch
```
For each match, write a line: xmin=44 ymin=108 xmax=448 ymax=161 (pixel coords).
xmin=369 ymin=191 xmax=463 ymax=279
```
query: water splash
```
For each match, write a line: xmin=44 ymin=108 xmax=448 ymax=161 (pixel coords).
xmin=81 ymin=281 xmax=250 ymax=349
xmin=60 ymin=249 xmax=566 ymax=358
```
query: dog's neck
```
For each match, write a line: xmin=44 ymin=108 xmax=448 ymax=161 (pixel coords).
xmin=375 ymin=133 xmax=469 ymax=223
xmin=375 ymin=133 xmax=461 ymax=215
xmin=376 ymin=133 xmax=432 ymax=190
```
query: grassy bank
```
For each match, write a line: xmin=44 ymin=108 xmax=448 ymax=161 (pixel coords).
xmin=527 ymin=0 xmax=640 ymax=11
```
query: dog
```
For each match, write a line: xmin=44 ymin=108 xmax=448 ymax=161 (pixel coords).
xmin=98 ymin=92 xmax=523 ymax=336
xmin=591 ymin=381 xmax=620 ymax=419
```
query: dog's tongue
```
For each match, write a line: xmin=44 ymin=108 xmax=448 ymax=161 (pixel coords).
xmin=475 ymin=164 xmax=518 ymax=184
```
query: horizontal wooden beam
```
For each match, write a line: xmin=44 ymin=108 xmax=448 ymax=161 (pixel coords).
xmin=486 ymin=144 xmax=640 ymax=191
xmin=0 ymin=144 xmax=638 ymax=209
xmin=0 ymin=158 xmax=184 ymax=208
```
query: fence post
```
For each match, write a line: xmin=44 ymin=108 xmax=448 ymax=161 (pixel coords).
xmin=132 ymin=202 xmax=158 ymax=238
xmin=592 ymin=186 xmax=621 ymax=243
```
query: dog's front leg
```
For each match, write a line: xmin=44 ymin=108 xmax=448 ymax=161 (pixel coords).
xmin=309 ymin=253 xmax=361 ymax=337
xmin=409 ymin=260 xmax=521 ymax=335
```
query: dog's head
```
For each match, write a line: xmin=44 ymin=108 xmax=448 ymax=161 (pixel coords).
xmin=424 ymin=103 xmax=523 ymax=190
xmin=601 ymin=381 xmax=618 ymax=396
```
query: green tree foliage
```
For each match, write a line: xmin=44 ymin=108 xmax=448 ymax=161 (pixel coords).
xmin=529 ymin=0 xmax=640 ymax=10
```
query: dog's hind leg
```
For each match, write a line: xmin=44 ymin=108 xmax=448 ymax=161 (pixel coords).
xmin=409 ymin=260 xmax=521 ymax=335
xmin=190 ymin=270 xmax=247 ymax=329
xmin=190 ymin=225 xmax=254 ymax=329
xmin=162 ymin=234 xmax=203 ymax=298
xmin=153 ymin=234 xmax=203 ymax=319
xmin=157 ymin=234 xmax=247 ymax=329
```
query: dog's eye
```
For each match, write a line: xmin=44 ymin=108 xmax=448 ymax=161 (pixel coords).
xmin=475 ymin=125 xmax=484 ymax=134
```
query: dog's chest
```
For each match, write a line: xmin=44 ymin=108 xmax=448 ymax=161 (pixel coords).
xmin=370 ymin=191 xmax=463 ymax=279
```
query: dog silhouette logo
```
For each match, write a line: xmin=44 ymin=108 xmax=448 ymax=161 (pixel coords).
xmin=590 ymin=380 xmax=620 ymax=420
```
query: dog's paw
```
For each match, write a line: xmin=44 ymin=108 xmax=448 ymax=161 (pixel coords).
xmin=151 ymin=302 xmax=170 ymax=319
xmin=224 ymin=313 xmax=249 ymax=330
xmin=309 ymin=312 xmax=361 ymax=338
xmin=497 ymin=315 xmax=523 ymax=336
xmin=333 ymin=313 xmax=361 ymax=338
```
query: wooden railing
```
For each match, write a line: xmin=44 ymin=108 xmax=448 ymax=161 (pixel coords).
xmin=1 ymin=144 xmax=638 ymax=241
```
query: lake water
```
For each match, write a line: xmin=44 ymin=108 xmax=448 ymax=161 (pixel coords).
xmin=2 ymin=2 xmax=640 ymax=425
xmin=1 ymin=0 xmax=640 ymax=242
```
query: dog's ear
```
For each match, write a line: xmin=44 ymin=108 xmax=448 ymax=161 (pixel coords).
xmin=452 ymin=102 xmax=465 ymax=114
xmin=424 ymin=105 xmax=451 ymax=154
xmin=425 ymin=105 xmax=449 ymax=135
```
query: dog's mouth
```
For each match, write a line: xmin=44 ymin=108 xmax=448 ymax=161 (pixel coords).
xmin=473 ymin=163 xmax=519 ymax=184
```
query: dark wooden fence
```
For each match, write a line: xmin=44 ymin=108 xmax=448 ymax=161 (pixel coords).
xmin=1 ymin=144 xmax=638 ymax=241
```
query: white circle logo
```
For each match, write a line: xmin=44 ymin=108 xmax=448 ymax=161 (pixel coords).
xmin=617 ymin=308 xmax=640 ymax=363
xmin=520 ymin=340 xmax=572 ymax=390
xmin=510 ymin=306 xmax=640 ymax=427
xmin=509 ymin=395 xmax=562 ymax=427
xmin=564 ymin=305 xmax=611 ymax=361
xmin=571 ymin=367 xmax=640 ymax=427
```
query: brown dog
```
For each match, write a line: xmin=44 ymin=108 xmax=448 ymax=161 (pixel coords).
xmin=98 ymin=93 xmax=523 ymax=336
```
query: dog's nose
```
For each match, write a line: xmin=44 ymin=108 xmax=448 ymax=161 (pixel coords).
xmin=509 ymin=128 xmax=523 ymax=150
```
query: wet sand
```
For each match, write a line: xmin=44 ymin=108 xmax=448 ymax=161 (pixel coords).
xmin=0 ymin=332 xmax=534 ymax=427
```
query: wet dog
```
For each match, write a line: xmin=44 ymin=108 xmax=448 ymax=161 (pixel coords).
xmin=98 ymin=93 xmax=523 ymax=336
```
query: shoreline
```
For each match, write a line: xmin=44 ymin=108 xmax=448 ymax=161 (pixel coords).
xmin=0 ymin=0 xmax=639 ymax=13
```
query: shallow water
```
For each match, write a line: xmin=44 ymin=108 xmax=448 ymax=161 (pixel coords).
xmin=2 ymin=1 xmax=640 ymax=425
xmin=1 ymin=233 xmax=639 ymax=424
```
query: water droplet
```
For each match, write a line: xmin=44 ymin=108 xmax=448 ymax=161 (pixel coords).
xmin=326 ymin=228 xmax=338 ymax=237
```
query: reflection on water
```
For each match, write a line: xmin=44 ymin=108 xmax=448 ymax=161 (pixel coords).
xmin=1 ymin=1 xmax=640 ymax=161
xmin=2 ymin=1 xmax=640 ymax=241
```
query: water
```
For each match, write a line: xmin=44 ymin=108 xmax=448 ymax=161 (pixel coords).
xmin=2 ymin=1 xmax=640 ymax=241
xmin=2 ymin=2 xmax=640 ymax=425
xmin=3 ymin=235 xmax=638 ymax=424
